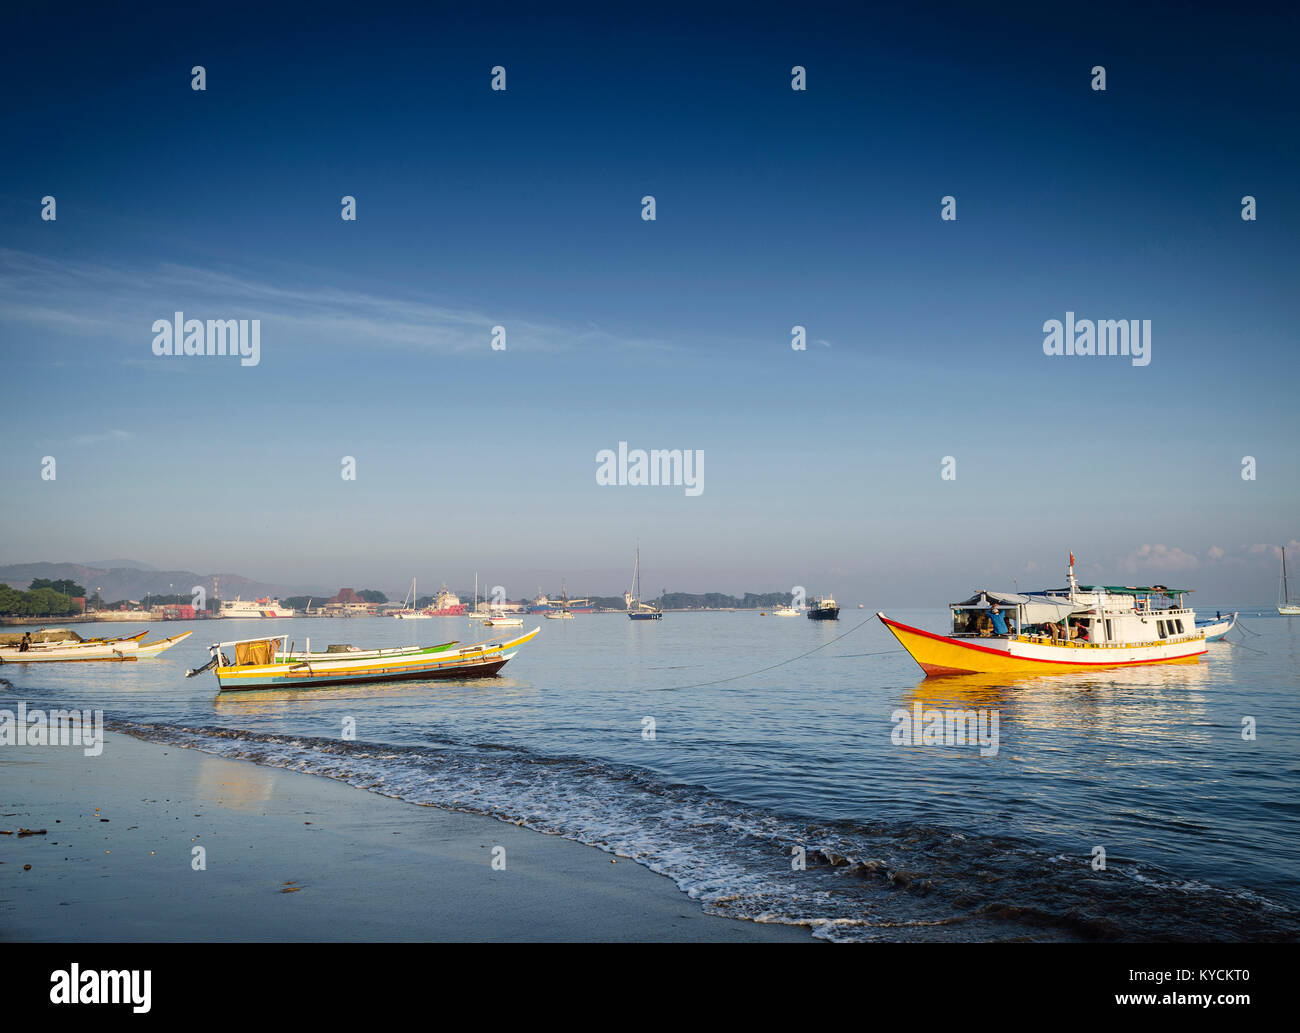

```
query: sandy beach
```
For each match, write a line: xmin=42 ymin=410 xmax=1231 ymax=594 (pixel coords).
xmin=0 ymin=732 xmax=808 ymax=942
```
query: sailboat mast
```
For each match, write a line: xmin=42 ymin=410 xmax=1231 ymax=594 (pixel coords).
xmin=1285 ymin=547 xmax=1291 ymax=605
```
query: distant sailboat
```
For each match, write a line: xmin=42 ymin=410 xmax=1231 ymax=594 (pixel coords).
xmin=626 ymin=542 xmax=662 ymax=620
xmin=1280 ymin=547 xmax=1300 ymax=615
xmin=393 ymin=577 xmax=431 ymax=619
xmin=545 ymin=579 xmax=576 ymax=619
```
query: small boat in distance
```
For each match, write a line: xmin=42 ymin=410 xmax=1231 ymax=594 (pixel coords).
xmin=1196 ymin=611 xmax=1238 ymax=641
xmin=1280 ymin=547 xmax=1300 ymax=615
xmin=771 ymin=604 xmax=800 ymax=617
xmin=187 ymin=627 xmax=540 ymax=691
xmin=626 ymin=542 xmax=662 ymax=620
xmin=1 ymin=630 xmax=192 ymax=663
xmin=392 ymin=577 xmax=432 ymax=619
xmin=806 ymin=596 xmax=839 ymax=621
xmin=879 ymin=554 xmax=1208 ymax=677
xmin=546 ymin=579 xmax=577 ymax=619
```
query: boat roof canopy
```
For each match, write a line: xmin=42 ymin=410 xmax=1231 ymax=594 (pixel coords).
xmin=1077 ymin=585 xmax=1191 ymax=595
xmin=951 ymin=591 xmax=1088 ymax=623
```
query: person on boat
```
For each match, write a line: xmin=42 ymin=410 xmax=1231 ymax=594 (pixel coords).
xmin=987 ymin=603 xmax=1010 ymax=637
xmin=18 ymin=631 xmax=31 ymax=652
xmin=1072 ymin=622 xmax=1089 ymax=642
xmin=1045 ymin=621 xmax=1062 ymax=643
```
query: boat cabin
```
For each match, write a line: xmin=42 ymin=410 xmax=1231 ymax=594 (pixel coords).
xmin=950 ymin=585 xmax=1198 ymax=647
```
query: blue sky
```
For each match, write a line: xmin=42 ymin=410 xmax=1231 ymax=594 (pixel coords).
xmin=1 ymin=2 xmax=1296 ymax=604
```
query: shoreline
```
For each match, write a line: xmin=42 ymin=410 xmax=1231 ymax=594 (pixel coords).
xmin=0 ymin=730 xmax=810 ymax=942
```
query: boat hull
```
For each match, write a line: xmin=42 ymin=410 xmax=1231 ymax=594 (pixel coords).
xmin=807 ymin=608 xmax=839 ymax=621
xmin=1196 ymin=613 xmax=1237 ymax=642
xmin=1279 ymin=606 xmax=1300 ymax=616
xmin=878 ymin=613 xmax=1206 ymax=676
xmin=214 ymin=628 xmax=538 ymax=691
xmin=0 ymin=630 xmax=192 ymax=663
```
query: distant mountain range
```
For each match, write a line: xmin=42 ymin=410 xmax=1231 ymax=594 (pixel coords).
xmin=0 ymin=561 xmax=324 ymax=603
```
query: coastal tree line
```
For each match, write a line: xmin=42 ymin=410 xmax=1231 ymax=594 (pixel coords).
xmin=0 ymin=579 xmax=87 ymax=616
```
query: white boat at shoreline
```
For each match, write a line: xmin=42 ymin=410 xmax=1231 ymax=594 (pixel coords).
xmin=0 ymin=629 xmax=193 ymax=663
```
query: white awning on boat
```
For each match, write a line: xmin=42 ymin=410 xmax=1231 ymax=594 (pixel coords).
xmin=951 ymin=592 xmax=1087 ymax=623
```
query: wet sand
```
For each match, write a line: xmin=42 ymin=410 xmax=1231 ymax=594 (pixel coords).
xmin=0 ymin=731 xmax=809 ymax=942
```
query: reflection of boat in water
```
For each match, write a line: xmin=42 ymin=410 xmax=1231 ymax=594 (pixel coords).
xmin=188 ymin=627 xmax=540 ymax=691
xmin=0 ymin=629 xmax=191 ymax=663
xmin=880 ymin=553 xmax=1208 ymax=677
xmin=1195 ymin=611 xmax=1237 ymax=642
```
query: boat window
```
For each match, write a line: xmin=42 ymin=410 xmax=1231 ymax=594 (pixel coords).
xmin=1157 ymin=620 xmax=1167 ymax=638
xmin=1176 ymin=618 xmax=1185 ymax=634
xmin=1104 ymin=619 xmax=1113 ymax=640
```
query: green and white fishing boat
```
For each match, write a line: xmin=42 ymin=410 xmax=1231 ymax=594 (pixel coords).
xmin=188 ymin=627 xmax=539 ymax=691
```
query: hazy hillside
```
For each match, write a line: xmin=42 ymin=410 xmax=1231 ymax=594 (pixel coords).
xmin=0 ymin=562 xmax=323 ymax=603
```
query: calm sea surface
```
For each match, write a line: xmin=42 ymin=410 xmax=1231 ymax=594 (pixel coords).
xmin=4 ymin=609 xmax=1298 ymax=941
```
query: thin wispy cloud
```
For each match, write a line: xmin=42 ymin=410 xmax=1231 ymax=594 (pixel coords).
xmin=0 ymin=248 xmax=674 ymax=358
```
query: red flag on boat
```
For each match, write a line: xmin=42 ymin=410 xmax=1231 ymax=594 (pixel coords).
xmin=1069 ymin=551 xmax=1075 ymax=567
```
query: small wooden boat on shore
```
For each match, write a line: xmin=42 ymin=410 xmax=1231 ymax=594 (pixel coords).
xmin=188 ymin=627 xmax=540 ymax=691
xmin=879 ymin=555 xmax=1208 ymax=677
xmin=0 ymin=630 xmax=192 ymax=663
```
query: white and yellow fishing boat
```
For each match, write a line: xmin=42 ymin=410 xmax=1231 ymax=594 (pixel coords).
xmin=189 ymin=627 xmax=540 ymax=691
xmin=0 ymin=629 xmax=192 ymax=663
xmin=879 ymin=555 xmax=1208 ymax=677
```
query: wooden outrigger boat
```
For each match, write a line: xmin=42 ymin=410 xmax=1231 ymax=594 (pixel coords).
xmin=879 ymin=554 xmax=1209 ymax=677
xmin=188 ymin=627 xmax=540 ymax=691
xmin=0 ymin=629 xmax=192 ymax=663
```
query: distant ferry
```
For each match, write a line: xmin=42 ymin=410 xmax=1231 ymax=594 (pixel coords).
xmin=219 ymin=597 xmax=296 ymax=618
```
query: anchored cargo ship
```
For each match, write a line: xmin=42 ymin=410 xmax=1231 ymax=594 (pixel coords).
xmin=879 ymin=554 xmax=1209 ymax=676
